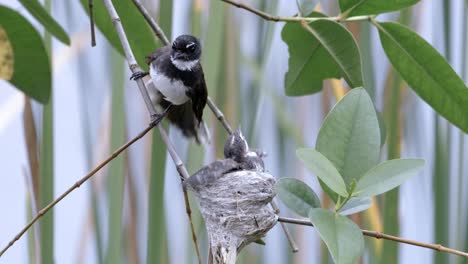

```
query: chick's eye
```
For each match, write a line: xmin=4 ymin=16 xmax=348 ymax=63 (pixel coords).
xmin=172 ymin=42 xmax=177 ymax=49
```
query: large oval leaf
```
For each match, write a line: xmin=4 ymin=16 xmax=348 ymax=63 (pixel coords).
xmin=0 ymin=5 xmax=51 ymax=104
xmin=282 ymin=13 xmax=363 ymax=96
xmin=80 ymin=0 xmax=158 ymax=69
xmin=296 ymin=148 xmax=348 ymax=197
xmin=316 ymin=88 xmax=380 ymax=186
xmin=309 ymin=208 xmax=364 ymax=264
xmin=275 ymin=178 xmax=321 ymax=217
xmin=19 ymin=0 xmax=70 ymax=45
xmin=339 ymin=0 xmax=419 ymax=17
xmin=376 ymin=22 xmax=468 ymax=133
xmin=354 ymin=158 xmax=425 ymax=197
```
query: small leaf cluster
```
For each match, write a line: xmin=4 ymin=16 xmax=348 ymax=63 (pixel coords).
xmin=283 ymin=0 xmax=468 ymax=134
xmin=275 ymin=88 xmax=425 ymax=264
xmin=0 ymin=0 xmax=158 ymax=104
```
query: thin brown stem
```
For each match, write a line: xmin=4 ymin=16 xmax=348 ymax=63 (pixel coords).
xmin=270 ymin=201 xmax=299 ymax=252
xmin=131 ymin=0 xmax=169 ymax=46
xmin=220 ymin=0 xmax=371 ymax=23
xmin=278 ymin=217 xmax=468 ymax=258
xmin=0 ymin=124 xmax=155 ymax=258
xmin=101 ymin=1 xmax=202 ymax=263
xmin=88 ymin=0 xmax=96 ymax=46
xmin=206 ymin=97 xmax=233 ymax=135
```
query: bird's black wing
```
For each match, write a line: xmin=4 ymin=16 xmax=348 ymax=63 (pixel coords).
xmin=187 ymin=65 xmax=208 ymax=124
xmin=184 ymin=159 xmax=240 ymax=191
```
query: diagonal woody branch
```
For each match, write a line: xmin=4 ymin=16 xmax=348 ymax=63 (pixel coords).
xmin=101 ymin=0 xmax=202 ymax=263
xmin=0 ymin=124 xmax=155 ymax=257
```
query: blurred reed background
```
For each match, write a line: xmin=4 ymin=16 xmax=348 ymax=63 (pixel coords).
xmin=0 ymin=0 xmax=467 ymax=263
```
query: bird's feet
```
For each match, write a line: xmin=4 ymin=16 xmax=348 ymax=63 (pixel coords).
xmin=149 ymin=113 xmax=165 ymax=127
xmin=149 ymin=104 xmax=173 ymax=127
xmin=130 ymin=71 xmax=149 ymax=80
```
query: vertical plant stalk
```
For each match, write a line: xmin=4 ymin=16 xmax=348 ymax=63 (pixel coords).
xmin=101 ymin=0 xmax=202 ymax=263
xmin=105 ymin=51 xmax=126 ymax=263
xmin=23 ymin=97 xmax=40 ymax=208
xmin=434 ymin=2 xmax=452 ymax=263
xmin=147 ymin=1 xmax=171 ymax=262
xmin=382 ymin=68 xmax=402 ymax=264
xmin=457 ymin=2 xmax=468 ymax=261
xmin=40 ymin=0 xmax=54 ymax=262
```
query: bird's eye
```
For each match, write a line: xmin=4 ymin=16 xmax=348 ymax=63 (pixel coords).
xmin=172 ymin=42 xmax=177 ymax=49
xmin=186 ymin=43 xmax=196 ymax=52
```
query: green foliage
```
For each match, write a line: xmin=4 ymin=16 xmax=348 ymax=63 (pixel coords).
xmin=282 ymin=13 xmax=363 ymax=96
xmin=316 ymin=88 xmax=380 ymax=187
xmin=275 ymin=178 xmax=321 ymax=217
xmin=0 ymin=5 xmax=51 ymax=104
xmin=276 ymin=88 xmax=425 ymax=263
xmin=79 ymin=0 xmax=158 ymax=69
xmin=18 ymin=0 xmax=70 ymax=45
xmin=338 ymin=0 xmax=420 ymax=16
xmin=375 ymin=21 xmax=468 ymax=133
xmin=309 ymin=209 xmax=364 ymax=264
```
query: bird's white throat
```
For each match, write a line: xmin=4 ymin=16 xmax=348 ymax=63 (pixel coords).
xmin=170 ymin=57 xmax=199 ymax=71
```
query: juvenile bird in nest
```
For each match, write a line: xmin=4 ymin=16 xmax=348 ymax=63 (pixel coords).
xmin=131 ymin=35 xmax=209 ymax=144
xmin=184 ymin=128 xmax=267 ymax=191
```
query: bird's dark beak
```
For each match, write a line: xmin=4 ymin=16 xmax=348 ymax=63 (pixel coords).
xmin=173 ymin=52 xmax=185 ymax=60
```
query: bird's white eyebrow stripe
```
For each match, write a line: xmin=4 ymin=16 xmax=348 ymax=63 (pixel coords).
xmin=186 ymin=42 xmax=195 ymax=48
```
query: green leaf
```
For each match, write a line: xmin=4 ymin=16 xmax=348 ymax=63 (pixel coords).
xmin=296 ymin=148 xmax=348 ymax=197
xmin=296 ymin=0 xmax=320 ymax=15
xmin=316 ymin=88 xmax=380 ymax=186
xmin=354 ymin=159 xmax=425 ymax=197
xmin=79 ymin=0 xmax=158 ymax=69
xmin=275 ymin=178 xmax=321 ymax=217
xmin=339 ymin=0 xmax=419 ymax=17
xmin=375 ymin=21 xmax=468 ymax=133
xmin=19 ymin=0 xmax=70 ymax=45
xmin=0 ymin=5 xmax=51 ymax=104
xmin=282 ymin=13 xmax=363 ymax=96
xmin=309 ymin=208 xmax=364 ymax=264
xmin=338 ymin=197 xmax=372 ymax=216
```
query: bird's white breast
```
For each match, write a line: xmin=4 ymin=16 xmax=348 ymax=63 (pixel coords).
xmin=149 ymin=66 xmax=190 ymax=105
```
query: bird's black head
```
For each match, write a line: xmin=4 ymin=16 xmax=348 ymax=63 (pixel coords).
xmin=224 ymin=128 xmax=249 ymax=162
xmin=171 ymin=35 xmax=201 ymax=62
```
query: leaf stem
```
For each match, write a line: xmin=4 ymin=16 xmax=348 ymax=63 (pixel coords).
xmin=221 ymin=0 xmax=372 ymax=23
